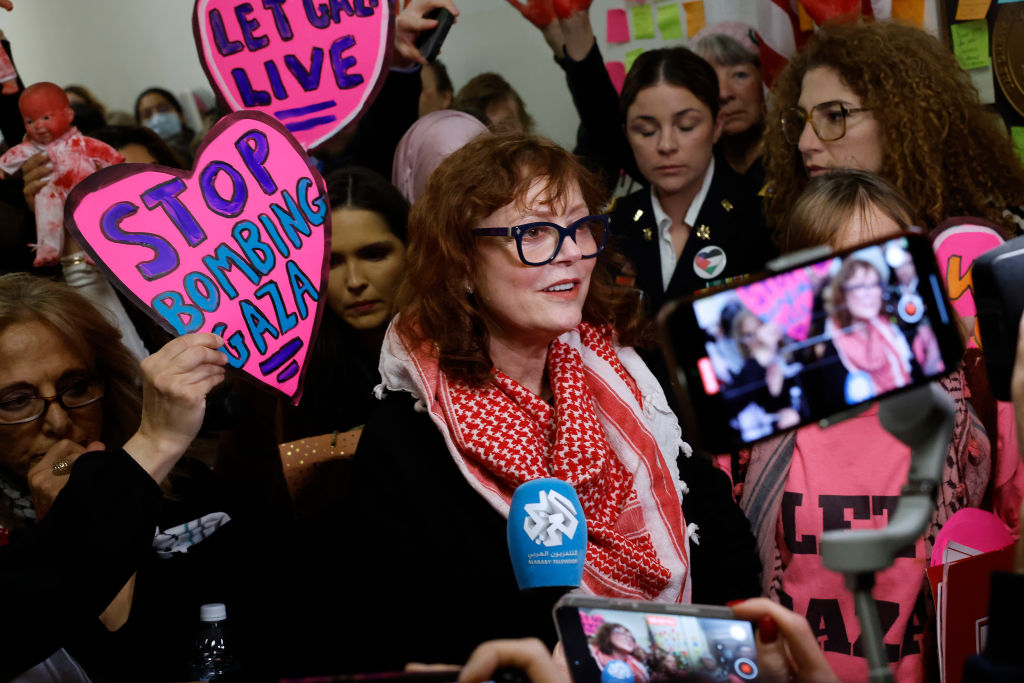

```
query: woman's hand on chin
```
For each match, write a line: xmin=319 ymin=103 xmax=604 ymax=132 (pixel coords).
xmin=124 ymin=333 xmax=227 ymax=483
xmin=27 ymin=438 xmax=105 ymax=519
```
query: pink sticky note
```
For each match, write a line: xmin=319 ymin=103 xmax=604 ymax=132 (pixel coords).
xmin=607 ymin=8 xmax=630 ymax=43
xmin=193 ymin=0 xmax=394 ymax=150
xmin=65 ymin=112 xmax=331 ymax=405
xmin=606 ymin=62 xmax=626 ymax=94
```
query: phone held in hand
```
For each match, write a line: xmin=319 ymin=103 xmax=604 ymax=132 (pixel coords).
xmin=972 ymin=234 xmax=1024 ymax=401
xmin=553 ymin=594 xmax=760 ymax=682
xmin=658 ymin=232 xmax=964 ymax=453
xmin=415 ymin=8 xmax=455 ymax=62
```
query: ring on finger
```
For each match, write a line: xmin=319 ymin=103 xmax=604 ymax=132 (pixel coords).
xmin=51 ymin=458 xmax=71 ymax=476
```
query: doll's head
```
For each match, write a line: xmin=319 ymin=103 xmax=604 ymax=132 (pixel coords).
xmin=20 ymin=82 xmax=74 ymax=145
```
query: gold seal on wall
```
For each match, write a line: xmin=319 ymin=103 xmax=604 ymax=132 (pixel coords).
xmin=994 ymin=4 xmax=1024 ymax=118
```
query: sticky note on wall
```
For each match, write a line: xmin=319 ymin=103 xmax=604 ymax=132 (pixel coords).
xmin=657 ymin=3 xmax=684 ymax=40
xmin=606 ymin=62 xmax=626 ymax=94
xmin=891 ymin=0 xmax=925 ymax=27
xmin=797 ymin=2 xmax=815 ymax=30
xmin=955 ymin=0 xmax=992 ymax=20
xmin=607 ymin=9 xmax=630 ymax=43
xmin=950 ymin=19 xmax=991 ymax=70
xmin=683 ymin=1 xmax=706 ymax=38
xmin=1012 ymin=127 xmax=1024 ymax=164
xmin=632 ymin=5 xmax=655 ymax=39
xmin=625 ymin=48 xmax=644 ymax=73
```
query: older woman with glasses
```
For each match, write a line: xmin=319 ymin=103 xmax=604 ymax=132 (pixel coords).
xmin=0 ymin=273 xmax=230 ymax=679
xmin=330 ymin=133 xmax=760 ymax=671
xmin=765 ymin=20 xmax=1024 ymax=234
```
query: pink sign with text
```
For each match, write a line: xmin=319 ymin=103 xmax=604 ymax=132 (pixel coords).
xmin=193 ymin=0 xmax=393 ymax=149
xmin=65 ymin=112 xmax=330 ymax=404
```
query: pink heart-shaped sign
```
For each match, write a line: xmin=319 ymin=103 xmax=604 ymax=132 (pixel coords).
xmin=736 ymin=262 xmax=832 ymax=342
xmin=66 ymin=111 xmax=330 ymax=404
xmin=193 ymin=0 xmax=393 ymax=150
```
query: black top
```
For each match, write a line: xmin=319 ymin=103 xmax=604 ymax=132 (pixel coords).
xmin=0 ymin=450 xmax=161 ymax=680
xmin=609 ymin=168 xmax=778 ymax=316
xmin=325 ymin=390 xmax=761 ymax=672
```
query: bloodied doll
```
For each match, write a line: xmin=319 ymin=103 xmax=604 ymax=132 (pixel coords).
xmin=0 ymin=82 xmax=122 ymax=266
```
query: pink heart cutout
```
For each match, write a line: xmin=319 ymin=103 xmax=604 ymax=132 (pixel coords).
xmin=66 ymin=111 xmax=331 ymax=404
xmin=193 ymin=0 xmax=393 ymax=150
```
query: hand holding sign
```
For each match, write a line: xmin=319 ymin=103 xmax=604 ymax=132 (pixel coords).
xmin=194 ymin=0 xmax=393 ymax=150
xmin=65 ymin=112 xmax=330 ymax=404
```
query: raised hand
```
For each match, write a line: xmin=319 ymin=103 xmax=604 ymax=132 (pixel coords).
xmin=505 ymin=0 xmax=556 ymax=28
xmin=394 ymin=0 xmax=460 ymax=67
xmin=553 ymin=0 xmax=592 ymax=20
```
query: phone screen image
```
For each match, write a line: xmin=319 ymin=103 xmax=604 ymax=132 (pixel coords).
xmin=564 ymin=606 xmax=758 ymax=682
xmin=664 ymin=234 xmax=960 ymax=451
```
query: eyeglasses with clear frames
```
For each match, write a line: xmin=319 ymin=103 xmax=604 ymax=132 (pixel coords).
xmin=472 ymin=214 xmax=611 ymax=266
xmin=0 ymin=377 xmax=105 ymax=426
xmin=780 ymin=100 xmax=872 ymax=145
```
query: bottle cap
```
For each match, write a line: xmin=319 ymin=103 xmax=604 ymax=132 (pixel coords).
xmin=199 ymin=602 xmax=227 ymax=622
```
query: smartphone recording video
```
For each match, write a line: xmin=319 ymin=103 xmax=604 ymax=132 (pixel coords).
xmin=554 ymin=596 xmax=759 ymax=682
xmin=659 ymin=233 xmax=963 ymax=452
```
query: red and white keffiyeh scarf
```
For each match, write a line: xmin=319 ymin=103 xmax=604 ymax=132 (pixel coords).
xmin=377 ymin=320 xmax=694 ymax=602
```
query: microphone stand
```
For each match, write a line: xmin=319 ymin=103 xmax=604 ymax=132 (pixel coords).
xmin=819 ymin=383 xmax=954 ymax=683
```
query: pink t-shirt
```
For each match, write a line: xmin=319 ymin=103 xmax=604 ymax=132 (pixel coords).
xmin=777 ymin=405 xmax=928 ymax=682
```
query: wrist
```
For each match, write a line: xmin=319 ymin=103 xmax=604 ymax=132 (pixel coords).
xmin=122 ymin=430 xmax=188 ymax=483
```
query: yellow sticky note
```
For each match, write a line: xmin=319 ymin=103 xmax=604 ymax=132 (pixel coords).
xmin=950 ymin=19 xmax=991 ymax=70
xmin=797 ymin=2 xmax=814 ymax=31
xmin=683 ymin=1 xmax=706 ymax=38
xmin=625 ymin=48 xmax=645 ymax=73
xmin=1012 ymin=127 xmax=1024 ymax=165
xmin=891 ymin=0 xmax=925 ymax=27
xmin=657 ymin=3 xmax=684 ymax=40
xmin=955 ymin=0 xmax=992 ymax=20
xmin=631 ymin=5 xmax=655 ymax=40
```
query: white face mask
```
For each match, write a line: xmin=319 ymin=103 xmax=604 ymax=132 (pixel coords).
xmin=144 ymin=110 xmax=182 ymax=139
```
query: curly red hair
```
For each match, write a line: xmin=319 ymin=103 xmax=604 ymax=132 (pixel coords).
xmin=396 ymin=132 xmax=648 ymax=387
xmin=764 ymin=20 xmax=1024 ymax=233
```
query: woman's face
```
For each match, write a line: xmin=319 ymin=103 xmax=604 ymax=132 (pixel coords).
xmin=625 ymin=83 xmax=721 ymax=198
xmin=712 ymin=61 xmax=764 ymax=136
xmin=137 ymin=92 xmax=180 ymax=123
xmin=327 ymin=208 xmax=406 ymax=333
xmin=471 ymin=179 xmax=595 ymax=351
xmin=0 ymin=321 xmax=102 ymax=480
xmin=609 ymin=626 xmax=636 ymax=653
xmin=118 ymin=143 xmax=158 ymax=165
xmin=796 ymin=67 xmax=884 ymax=177
xmin=843 ymin=265 xmax=883 ymax=321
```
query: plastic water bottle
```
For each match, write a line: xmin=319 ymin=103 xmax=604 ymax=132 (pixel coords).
xmin=188 ymin=603 xmax=241 ymax=682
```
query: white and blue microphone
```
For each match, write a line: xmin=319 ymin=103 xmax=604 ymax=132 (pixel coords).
xmin=507 ymin=478 xmax=587 ymax=590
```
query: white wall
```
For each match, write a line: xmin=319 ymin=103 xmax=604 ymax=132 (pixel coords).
xmin=0 ymin=0 xmax=943 ymax=149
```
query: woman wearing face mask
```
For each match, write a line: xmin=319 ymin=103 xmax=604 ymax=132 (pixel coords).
xmin=133 ymin=87 xmax=196 ymax=166
xmin=765 ymin=20 xmax=1024 ymax=233
xmin=280 ymin=166 xmax=409 ymax=440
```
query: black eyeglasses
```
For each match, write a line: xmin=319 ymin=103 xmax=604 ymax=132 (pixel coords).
xmin=0 ymin=377 xmax=105 ymax=426
xmin=780 ymin=100 xmax=872 ymax=145
xmin=472 ymin=214 xmax=610 ymax=266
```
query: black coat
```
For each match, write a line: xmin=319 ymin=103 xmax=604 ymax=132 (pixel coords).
xmin=610 ymin=165 xmax=778 ymax=316
xmin=330 ymin=391 xmax=761 ymax=672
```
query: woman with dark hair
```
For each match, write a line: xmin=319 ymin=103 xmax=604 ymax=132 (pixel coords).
xmin=133 ymin=87 xmax=196 ymax=165
xmin=336 ymin=133 xmax=759 ymax=671
xmin=280 ymin=166 xmax=410 ymax=439
xmin=765 ymin=20 xmax=1024 ymax=234
xmin=608 ymin=47 xmax=774 ymax=313
xmin=589 ymin=623 xmax=650 ymax=682
xmin=91 ymin=124 xmax=187 ymax=168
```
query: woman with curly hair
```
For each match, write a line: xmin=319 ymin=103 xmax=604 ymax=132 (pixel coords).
xmin=334 ymin=132 xmax=760 ymax=671
xmin=765 ymin=20 xmax=1024 ymax=234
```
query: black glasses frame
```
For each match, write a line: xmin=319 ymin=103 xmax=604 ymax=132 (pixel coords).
xmin=472 ymin=214 xmax=611 ymax=266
